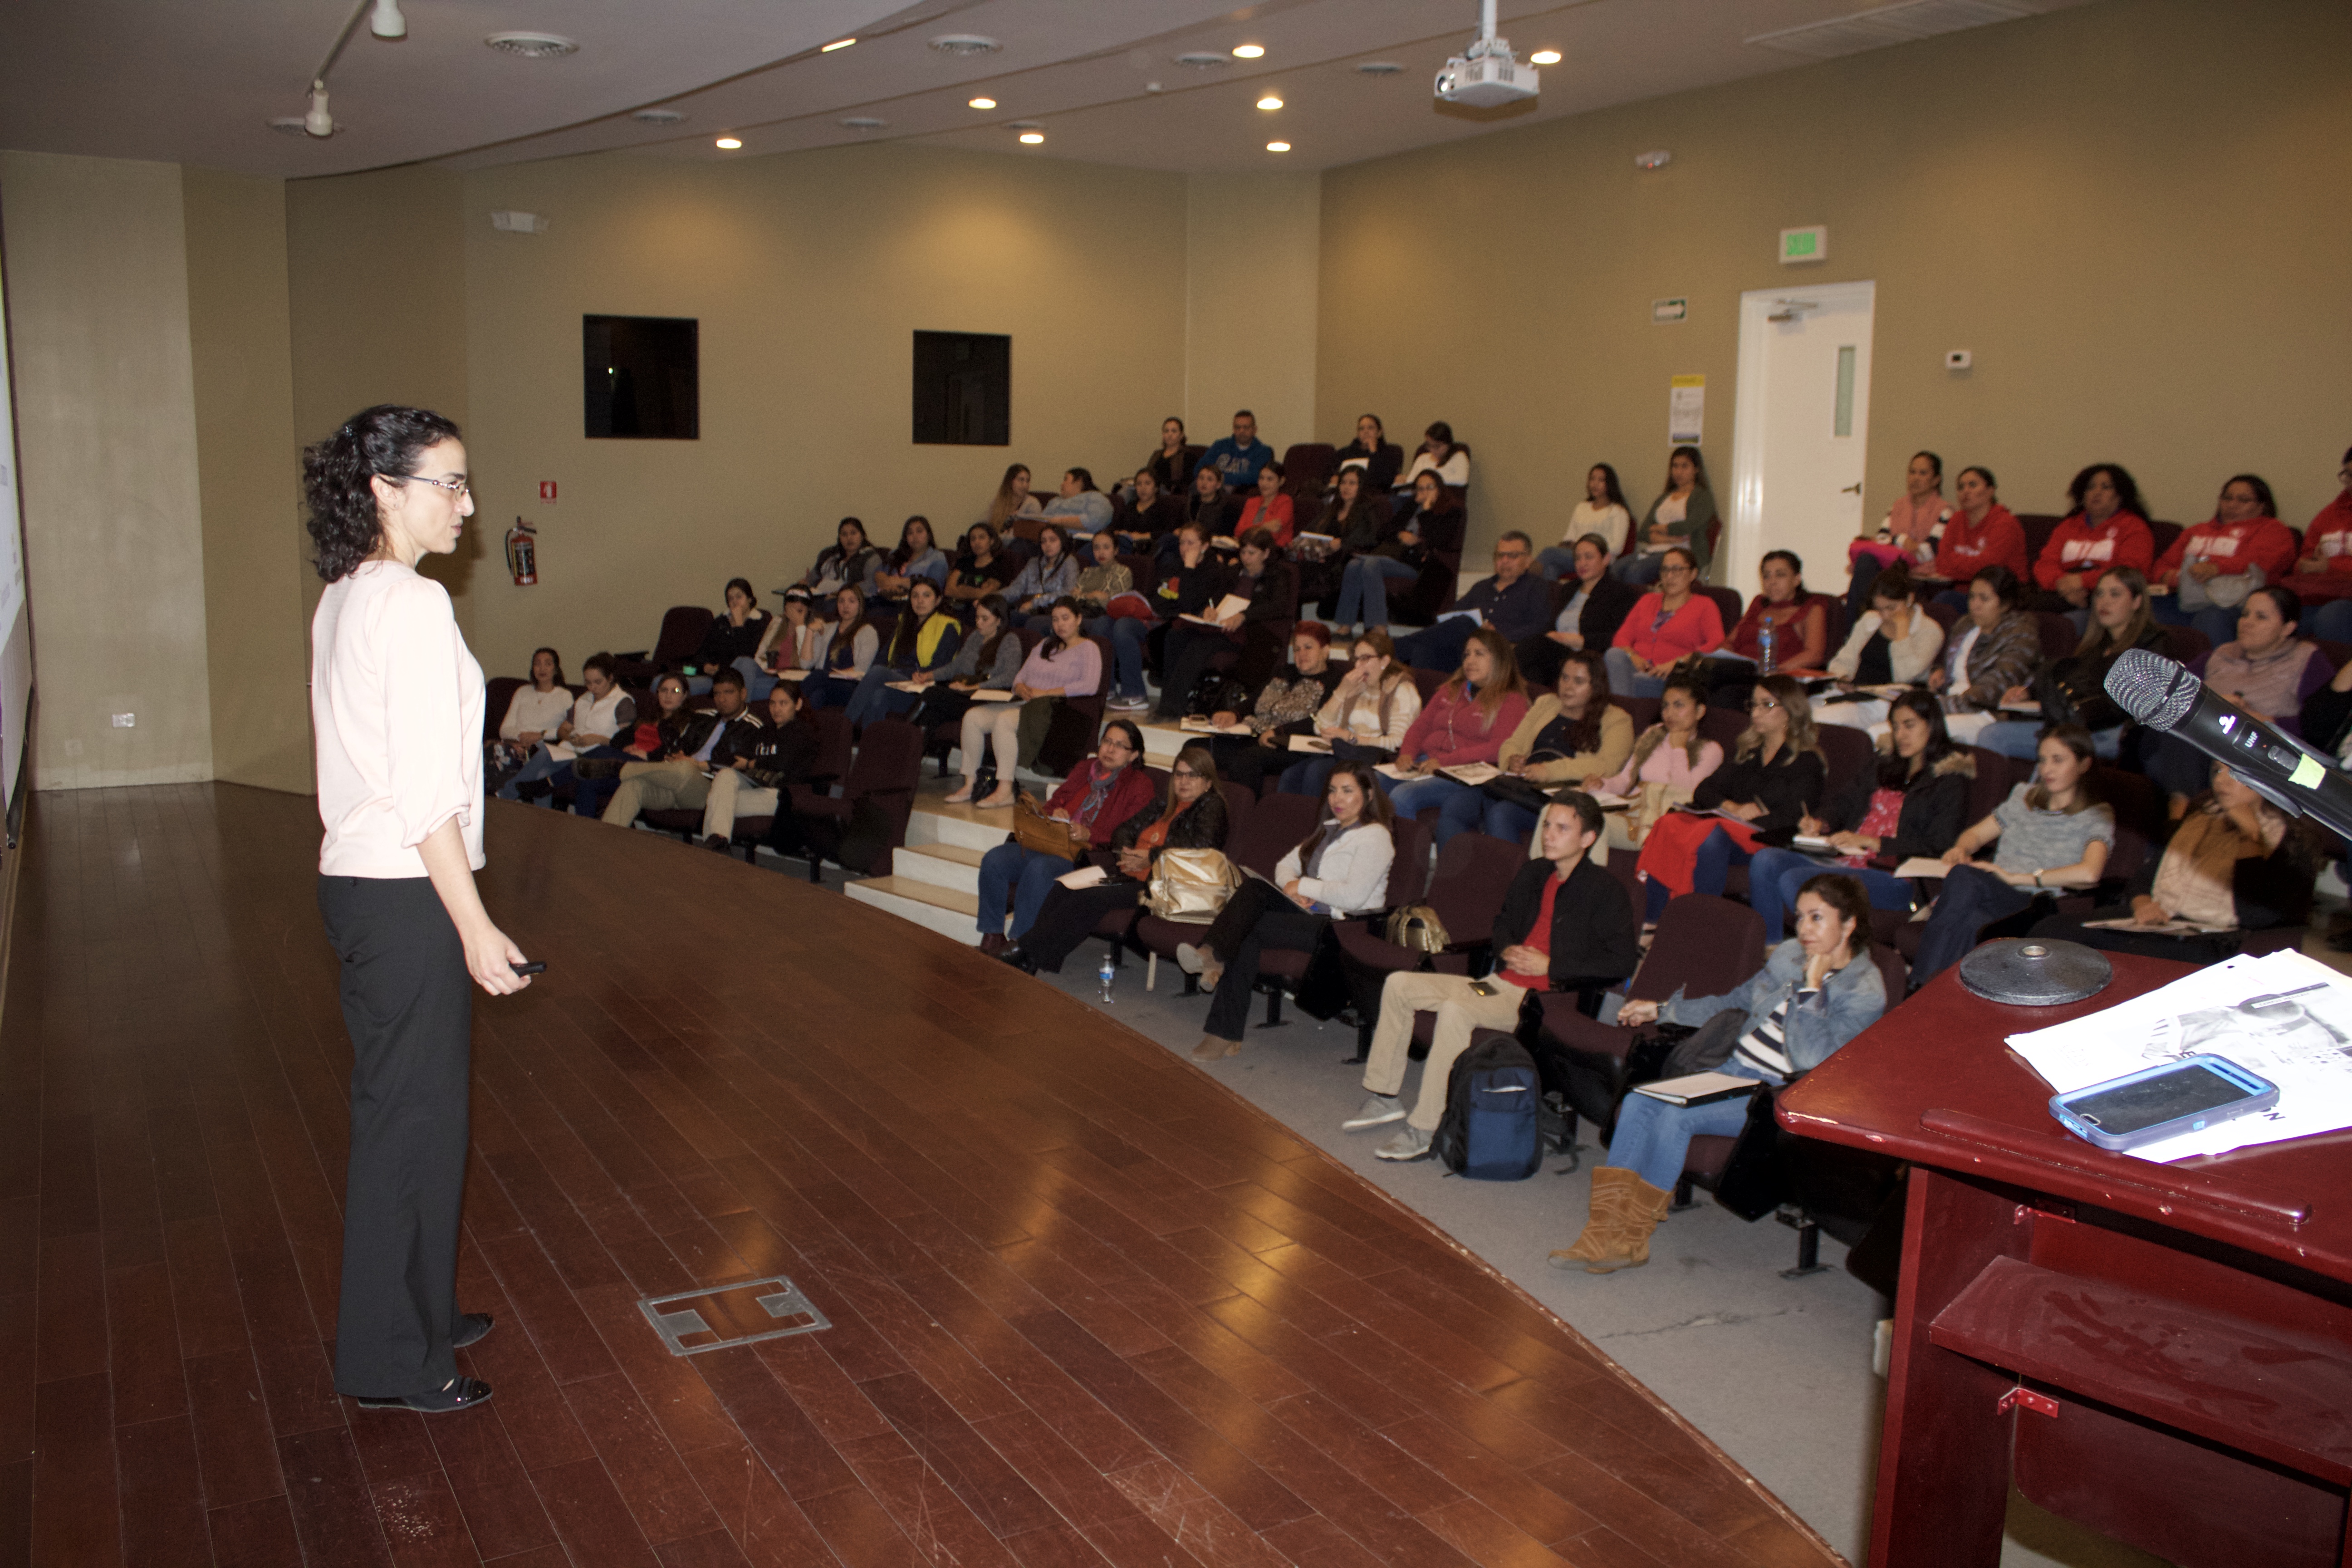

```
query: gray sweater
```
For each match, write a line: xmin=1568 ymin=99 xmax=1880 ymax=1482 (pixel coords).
xmin=939 ymin=628 xmax=1027 ymax=689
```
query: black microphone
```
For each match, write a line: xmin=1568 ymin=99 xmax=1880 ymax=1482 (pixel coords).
xmin=2104 ymin=647 xmax=2352 ymax=840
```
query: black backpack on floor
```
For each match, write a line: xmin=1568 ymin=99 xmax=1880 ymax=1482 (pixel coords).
xmin=1432 ymin=1034 xmax=1542 ymax=1181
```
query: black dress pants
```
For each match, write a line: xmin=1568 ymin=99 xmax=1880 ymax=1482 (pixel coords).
xmin=1199 ymin=878 xmax=1329 ymax=1041
xmin=317 ymin=875 xmax=473 ymax=1398
xmin=1022 ymin=882 xmax=1146 ymax=972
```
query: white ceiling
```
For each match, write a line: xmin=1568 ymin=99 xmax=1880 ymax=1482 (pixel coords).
xmin=0 ymin=0 xmax=2092 ymax=181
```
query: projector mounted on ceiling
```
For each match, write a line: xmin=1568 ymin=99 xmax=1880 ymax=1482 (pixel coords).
xmin=1436 ymin=0 xmax=1538 ymax=107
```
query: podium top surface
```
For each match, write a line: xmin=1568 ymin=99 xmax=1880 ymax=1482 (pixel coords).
xmin=1780 ymin=953 xmax=2352 ymax=1283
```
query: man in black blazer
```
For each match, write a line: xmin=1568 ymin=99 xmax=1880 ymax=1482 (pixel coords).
xmin=1518 ymin=533 xmax=1641 ymax=689
xmin=1343 ymin=791 xmax=1640 ymax=1161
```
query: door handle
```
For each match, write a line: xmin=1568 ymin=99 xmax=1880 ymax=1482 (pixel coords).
xmin=1841 ymin=483 xmax=1862 ymax=494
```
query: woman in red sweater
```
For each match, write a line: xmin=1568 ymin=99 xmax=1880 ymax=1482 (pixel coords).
xmin=1382 ymin=629 xmax=1530 ymax=818
xmin=2150 ymin=474 xmax=2299 ymax=645
xmin=1926 ymin=466 xmax=2030 ymax=608
xmin=1725 ymin=549 xmax=1829 ymax=674
xmin=2295 ymin=447 xmax=2352 ymax=644
xmin=2032 ymin=463 xmax=2154 ymax=612
xmin=1605 ymin=546 xmax=1725 ymax=698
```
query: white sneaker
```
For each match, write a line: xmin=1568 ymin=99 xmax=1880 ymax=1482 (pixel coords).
xmin=1175 ymin=943 xmax=1206 ymax=975
xmin=1106 ymin=695 xmax=1150 ymax=712
xmin=1373 ymin=1125 xmax=1433 ymax=1161
xmin=1341 ymin=1094 xmax=1405 ymax=1132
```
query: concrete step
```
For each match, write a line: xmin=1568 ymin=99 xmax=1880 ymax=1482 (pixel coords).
xmin=904 ymin=787 xmax=1018 ymax=852
xmin=844 ymin=875 xmax=980 ymax=945
xmin=892 ymin=840 xmax=985 ymax=895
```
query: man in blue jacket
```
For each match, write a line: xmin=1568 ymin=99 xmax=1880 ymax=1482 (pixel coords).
xmin=1202 ymin=410 xmax=1274 ymax=492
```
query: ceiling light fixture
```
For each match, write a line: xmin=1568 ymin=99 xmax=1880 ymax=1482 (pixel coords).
xmin=369 ymin=0 xmax=407 ymax=40
xmin=485 ymin=32 xmax=578 ymax=57
xmin=1175 ymin=52 xmax=1229 ymax=69
xmin=1266 ymin=141 xmax=1291 ymax=152
xmin=968 ymin=96 xmax=996 ymax=109
xmin=715 ymin=136 xmax=742 ymax=149
xmin=1357 ymin=61 xmax=1403 ymax=75
xmin=632 ymin=108 xmax=685 ymax=124
xmin=840 ymin=117 xmax=886 ymax=130
xmin=1529 ymin=49 xmax=1562 ymax=65
xmin=305 ymin=86 xmax=335 ymax=137
xmin=1018 ymin=131 xmax=1044 ymax=144
xmin=1232 ymin=44 xmax=1265 ymax=59
xmin=928 ymin=34 xmax=1001 ymax=56
xmin=1256 ymin=95 xmax=1283 ymax=110
xmin=820 ymin=36 xmax=855 ymax=52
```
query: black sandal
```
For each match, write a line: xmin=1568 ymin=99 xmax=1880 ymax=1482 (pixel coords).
xmin=356 ymin=1377 xmax=494 ymax=1414
xmin=453 ymin=1313 xmax=493 ymax=1349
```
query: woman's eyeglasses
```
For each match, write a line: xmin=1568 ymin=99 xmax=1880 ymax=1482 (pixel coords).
xmin=1749 ymin=697 xmax=1780 ymax=711
xmin=399 ymin=474 xmax=470 ymax=499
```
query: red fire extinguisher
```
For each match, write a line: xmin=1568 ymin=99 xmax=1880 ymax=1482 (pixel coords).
xmin=505 ymin=518 xmax=538 ymax=586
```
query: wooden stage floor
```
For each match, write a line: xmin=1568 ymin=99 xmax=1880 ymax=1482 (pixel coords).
xmin=1 ymin=783 xmax=1842 ymax=1568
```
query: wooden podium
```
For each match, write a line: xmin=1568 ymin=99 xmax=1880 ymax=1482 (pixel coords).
xmin=1780 ymin=952 xmax=2352 ymax=1568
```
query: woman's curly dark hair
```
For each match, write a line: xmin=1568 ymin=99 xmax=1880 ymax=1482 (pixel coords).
xmin=302 ymin=404 xmax=464 ymax=582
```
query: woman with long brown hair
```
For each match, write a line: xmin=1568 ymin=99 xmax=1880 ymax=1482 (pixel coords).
xmin=1635 ymin=672 xmax=1826 ymax=927
xmin=1282 ymin=629 xmax=1422 ymax=796
xmin=1381 ymin=628 xmax=1529 ymax=818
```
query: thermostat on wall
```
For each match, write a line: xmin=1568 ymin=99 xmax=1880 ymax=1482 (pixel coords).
xmin=1945 ymin=349 xmax=1973 ymax=370
xmin=490 ymin=210 xmax=548 ymax=235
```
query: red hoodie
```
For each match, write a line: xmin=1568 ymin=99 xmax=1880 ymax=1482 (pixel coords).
xmin=2152 ymin=516 xmax=2299 ymax=588
xmin=1932 ymin=502 xmax=2031 ymax=584
xmin=2297 ymin=490 xmax=2352 ymax=578
xmin=2033 ymin=510 xmax=2153 ymax=590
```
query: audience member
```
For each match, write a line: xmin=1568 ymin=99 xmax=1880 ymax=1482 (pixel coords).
xmin=1924 ymin=466 xmax=2030 ymax=601
xmin=1235 ymin=461 xmax=1294 ymax=546
xmin=1604 ymin=546 xmax=1724 ymax=698
xmin=490 ymin=647 xmax=572 ymax=784
xmin=1144 ymin=523 xmax=1224 ymax=683
xmin=1636 ymin=675 xmax=1826 ymax=926
xmin=1072 ymin=531 xmax=1149 ymax=711
xmin=844 ymin=578 xmax=961 ymax=728
xmin=1112 ymin=469 xmax=1179 ymax=553
xmin=1716 ymin=549 xmax=1828 ymax=687
xmin=1396 ymin=531 xmax=1550 ymax=672
xmin=1396 ymin=421 xmax=1470 ymax=495
xmin=1332 ymin=413 xmax=1404 ymax=495
xmin=1203 ymin=410 xmax=1274 ymax=492
xmin=974 ymin=720 xmax=1154 ymax=954
xmin=872 ymin=516 xmax=948 ymax=600
xmin=1557 ymin=874 xmax=1882 ymax=1274
xmin=1282 ymin=631 xmax=1421 ymax=796
xmin=2031 ymin=760 xmax=2318 ymax=963
xmin=1587 ymin=676 xmax=1722 ymax=850
xmin=1846 ymin=451 xmax=1949 ymax=620
xmin=948 ymin=598 xmax=1102 ymax=808
xmin=755 ymin=586 xmax=818 ymax=695
xmin=1380 ymin=629 xmax=1530 ymax=818
xmin=806 ymin=519 xmax=882 ymax=595
xmin=1295 ymin=466 xmax=1385 ymax=607
xmin=1156 ymin=528 xmax=1295 ymax=718
xmin=1183 ymin=763 xmax=1399 ymax=1059
xmin=986 ymin=463 xmax=1045 ymax=534
xmin=2149 ymin=475 xmax=2297 ymax=645
xmin=1615 ymin=446 xmax=1716 ymax=585
xmin=1343 ymin=791 xmax=1637 ymax=1162
xmin=2032 ymin=463 xmax=2154 ymax=611
xmin=1539 ymin=466 xmax=1634 ymax=580
xmin=1440 ymin=651 xmax=1632 ymax=845
xmin=2142 ymin=586 xmax=2333 ymax=810
xmin=1519 ymin=532 xmax=1638 ymax=689
xmin=1974 ymin=566 xmax=2167 ymax=760
xmin=1041 ymin=467 xmax=1114 ymax=539
xmin=1751 ymin=691 xmax=1970 ymax=940
xmin=685 ymin=578 xmax=772 ymax=692
xmin=1330 ymin=469 xmax=1454 ymax=634
xmin=601 ymin=667 xmax=763 ymax=830
xmin=800 ymin=585 xmax=877 ymax=709
xmin=1817 ymin=565 xmax=1943 ymax=730
xmin=1143 ymin=417 xmax=1196 ymax=497
xmin=1000 ymin=744 xmax=1232 ymax=975
xmin=702 ymin=680 xmax=818 ymax=852
xmin=2290 ymin=446 xmax=2352 ymax=582
xmin=1203 ymin=624 xmax=1343 ymax=794
xmin=945 ymin=523 xmax=1011 ymax=611
xmin=500 ymin=651 xmax=632 ymax=806
xmin=1910 ymin=724 xmax=2114 ymax=983
xmin=1175 ymin=463 xmax=1234 ymax=564
xmin=1926 ymin=564 xmax=2041 ymax=744
xmin=1007 ymin=523 xmax=1082 ymax=626
xmin=906 ymin=594 xmax=1023 ymax=735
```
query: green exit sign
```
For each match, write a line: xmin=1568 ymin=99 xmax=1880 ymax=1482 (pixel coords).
xmin=1779 ymin=225 xmax=1828 ymax=264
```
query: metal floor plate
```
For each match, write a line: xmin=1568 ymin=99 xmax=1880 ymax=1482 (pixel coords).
xmin=637 ymin=1275 xmax=830 ymax=1356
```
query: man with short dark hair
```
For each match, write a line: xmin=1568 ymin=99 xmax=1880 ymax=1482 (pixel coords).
xmin=1344 ymin=791 xmax=1638 ymax=1161
xmin=1202 ymin=410 xmax=1274 ymax=492
xmin=602 ymin=667 xmax=763 ymax=830
xmin=1397 ymin=530 xmax=1555 ymax=671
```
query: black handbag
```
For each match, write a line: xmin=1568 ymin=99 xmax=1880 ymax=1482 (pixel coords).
xmin=1290 ymin=921 xmax=1354 ymax=1022
xmin=2032 ymin=662 xmax=2122 ymax=732
xmin=1708 ymin=1082 xmax=1792 ymax=1222
xmin=1331 ymin=739 xmax=1397 ymax=764
xmin=1480 ymin=753 xmax=1567 ymax=817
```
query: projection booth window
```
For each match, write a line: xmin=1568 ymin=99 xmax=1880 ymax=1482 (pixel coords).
xmin=584 ymin=315 xmax=699 ymax=440
xmin=911 ymin=331 xmax=1010 ymax=446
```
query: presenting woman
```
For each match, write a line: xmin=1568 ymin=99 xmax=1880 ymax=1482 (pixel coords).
xmin=306 ymin=405 xmax=520 ymax=1414
xmin=1181 ymin=763 xmax=1397 ymax=1061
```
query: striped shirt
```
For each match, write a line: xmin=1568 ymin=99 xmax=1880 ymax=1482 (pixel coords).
xmin=1734 ymin=986 xmax=1818 ymax=1082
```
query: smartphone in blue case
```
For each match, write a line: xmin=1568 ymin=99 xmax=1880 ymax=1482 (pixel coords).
xmin=2049 ymin=1054 xmax=2279 ymax=1152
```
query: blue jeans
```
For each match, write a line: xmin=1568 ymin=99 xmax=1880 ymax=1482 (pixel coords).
xmin=1333 ymin=555 xmax=1420 ymax=629
xmin=1396 ymin=617 xmax=1479 ymax=673
xmin=1084 ymin=615 xmax=1150 ymax=701
xmin=1605 ymin=1072 xmax=1764 ymax=1190
xmin=800 ymin=669 xmax=857 ymax=708
xmin=1384 ymin=774 xmax=1473 ymax=821
xmin=1748 ymin=848 xmax=1916 ymax=944
xmin=1973 ymin=720 xmax=2124 ymax=761
xmin=1613 ymin=553 xmax=1666 ymax=587
xmin=844 ymin=665 xmax=921 ymax=730
xmin=1646 ymin=826 xmax=1749 ymax=921
xmin=1913 ymin=863 xmax=2038 ymax=983
xmin=1280 ymin=756 xmax=1338 ymax=797
xmin=2308 ymin=599 xmax=2352 ymax=645
xmin=1437 ymin=789 xmax=1539 ymax=847
xmin=2147 ymin=593 xmax=2241 ymax=647
xmin=498 ymin=743 xmax=619 ymax=808
xmin=1602 ymin=646 xmax=1668 ymax=699
xmin=976 ymin=843 xmax=1075 ymax=939
xmin=1536 ymin=545 xmax=1578 ymax=581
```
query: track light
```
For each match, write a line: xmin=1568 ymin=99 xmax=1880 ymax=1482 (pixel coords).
xmin=369 ymin=0 xmax=407 ymax=39
xmin=305 ymin=85 xmax=335 ymax=137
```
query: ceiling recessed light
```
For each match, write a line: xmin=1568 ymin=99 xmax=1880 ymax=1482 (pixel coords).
xmin=1256 ymin=95 xmax=1283 ymax=110
xmin=1356 ymin=61 xmax=1403 ymax=75
xmin=968 ymin=96 xmax=996 ymax=109
xmin=839 ymin=117 xmax=886 ymax=130
xmin=929 ymin=34 xmax=1001 ymax=56
xmin=821 ymin=37 xmax=855 ymax=52
xmin=715 ymin=136 xmax=742 ymax=149
xmin=1232 ymin=44 xmax=1265 ymax=59
xmin=1174 ymin=52 xmax=1229 ymax=69
xmin=1529 ymin=49 xmax=1562 ymax=65
xmin=1266 ymin=141 xmax=1291 ymax=152
xmin=484 ymin=31 xmax=577 ymax=58
xmin=1018 ymin=131 xmax=1044 ymax=144
xmin=632 ymin=108 xmax=685 ymax=125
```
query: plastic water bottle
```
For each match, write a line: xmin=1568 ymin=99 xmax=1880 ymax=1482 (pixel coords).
xmin=1097 ymin=953 xmax=1117 ymax=1005
xmin=1758 ymin=617 xmax=1777 ymax=676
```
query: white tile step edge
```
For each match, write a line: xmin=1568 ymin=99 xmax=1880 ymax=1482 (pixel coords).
xmin=844 ymin=875 xmax=981 ymax=945
xmin=891 ymin=841 xmax=985 ymax=895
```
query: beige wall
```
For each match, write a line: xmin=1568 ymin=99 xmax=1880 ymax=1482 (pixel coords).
xmin=1185 ymin=172 xmax=1320 ymax=460
xmin=0 ymin=152 xmax=213 ymax=789
xmin=454 ymin=143 xmax=1189 ymax=677
xmin=1317 ymin=0 xmax=2352 ymax=573
xmin=184 ymin=167 xmax=309 ymax=793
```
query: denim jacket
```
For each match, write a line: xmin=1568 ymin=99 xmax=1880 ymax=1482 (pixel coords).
xmin=1658 ymin=938 xmax=1886 ymax=1078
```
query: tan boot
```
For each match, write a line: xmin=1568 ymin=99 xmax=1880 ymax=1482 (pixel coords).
xmin=1583 ymin=1171 xmax=1674 ymax=1274
xmin=1547 ymin=1166 xmax=1639 ymax=1269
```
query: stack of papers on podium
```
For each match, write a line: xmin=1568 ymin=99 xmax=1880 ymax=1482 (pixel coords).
xmin=2005 ymin=948 xmax=2352 ymax=1162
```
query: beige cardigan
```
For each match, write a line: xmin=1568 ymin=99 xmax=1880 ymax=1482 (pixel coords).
xmin=1497 ymin=699 xmax=1635 ymax=783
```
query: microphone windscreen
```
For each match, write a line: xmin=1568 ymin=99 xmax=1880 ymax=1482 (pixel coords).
xmin=2106 ymin=647 xmax=2195 ymax=729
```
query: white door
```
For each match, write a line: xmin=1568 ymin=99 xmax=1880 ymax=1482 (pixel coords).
xmin=1725 ymin=281 xmax=1876 ymax=600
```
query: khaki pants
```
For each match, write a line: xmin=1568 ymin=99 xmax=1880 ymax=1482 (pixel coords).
xmin=1362 ymin=971 xmax=1525 ymax=1131
xmin=702 ymin=768 xmax=779 ymax=840
xmin=602 ymin=758 xmax=712 ymax=828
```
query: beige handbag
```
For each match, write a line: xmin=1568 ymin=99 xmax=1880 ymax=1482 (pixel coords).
xmin=1145 ymin=848 xmax=1241 ymax=923
xmin=1630 ymin=780 xmax=1694 ymax=845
